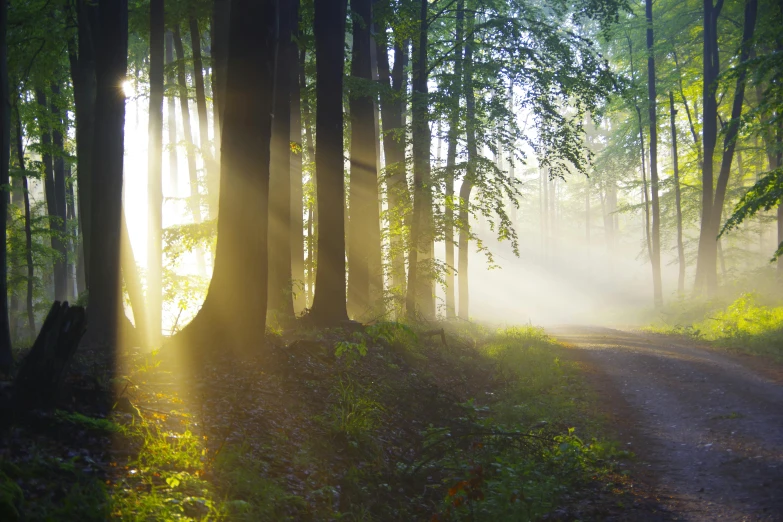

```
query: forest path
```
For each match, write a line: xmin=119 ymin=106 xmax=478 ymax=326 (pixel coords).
xmin=548 ymin=326 xmax=783 ymax=521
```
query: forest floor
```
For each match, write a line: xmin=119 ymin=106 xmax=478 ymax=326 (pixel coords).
xmin=0 ymin=322 xmax=649 ymax=521
xmin=550 ymin=326 xmax=783 ymax=521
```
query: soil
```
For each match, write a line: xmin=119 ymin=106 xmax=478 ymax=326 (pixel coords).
xmin=549 ymin=325 xmax=783 ymax=521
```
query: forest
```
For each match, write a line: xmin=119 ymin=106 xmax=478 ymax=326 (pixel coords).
xmin=0 ymin=0 xmax=781 ymax=519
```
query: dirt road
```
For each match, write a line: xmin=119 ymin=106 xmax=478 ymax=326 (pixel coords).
xmin=548 ymin=326 xmax=783 ymax=521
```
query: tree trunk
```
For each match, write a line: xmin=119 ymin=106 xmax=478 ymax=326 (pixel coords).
xmin=406 ymin=0 xmax=432 ymax=320
xmin=175 ymin=0 xmax=276 ymax=351
xmin=268 ymin=0 xmax=296 ymax=323
xmin=189 ymin=16 xmax=218 ymax=220
xmin=290 ymin=0 xmax=305 ymax=315
xmin=211 ymin=0 xmax=229 ymax=156
xmin=444 ymin=0 xmax=463 ymax=320
xmin=166 ymin=30 xmax=179 ymax=195
xmin=670 ymin=91 xmax=686 ymax=295
xmin=636 ymin=106 xmax=653 ymax=264
xmin=309 ymin=0 xmax=349 ymax=326
xmin=347 ymin=0 xmax=382 ymax=320
xmin=0 ymin=0 xmax=11 ymax=369
xmin=377 ymin=35 xmax=409 ymax=302
xmin=457 ymin=11 xmax=476 ymax=320
xmin=86 ymin=0 xmax=128 ymax=348
xmin=51 ymin=83 xmax=69 ymax=303
xmin=35 ymin=89 xmax=60 ymax=301
xmin=645 ymin=0 xmax=662 ymax=307
xmin=147 ymin=0 xmax=164 ymax=344
xmin=13 ymin=106 xmax=35 ymax=338
xmin=67 ymin=0 xmax=98 ymax=290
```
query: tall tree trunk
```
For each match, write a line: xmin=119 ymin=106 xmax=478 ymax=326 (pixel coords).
xmin=636 ymin=106 xmax=653 ymax=264
xmin=0 ymin=0 xmax=11 ymax=369
xmin=457 ymin=10 xmax=476 ymax=321
xmin=51 ymin=83 xmax=69 ymax=303
xmin=35 ymin=89 xmax=59 ymax=300
xmin=377 ymin=35 xmax=409 ymax=303
xmin=87 ymin=0 xmax=128 ymax=347
xmin=444 ymin=0 xmax=464 ymax=320
xmin=147 ymin=0 xmax=164 ymax=344
xmin=290 ymin=0 xmax=305 ymax=315
xmin=166 ymin=30 xmax=179 ymax=195
xmin=645 ymin=0 xmax=663 ymax=307
xmin=309 ymin=0 xmax=349 ymax=326
xmin=268 ymin=0 xmax=296 ymax=323
xmin=670 ymin=91 xmax=686 ymax=295
xmin=189 ymin=16 xmax=218 ymax=220
xmin=211 ymin=0 xmax=229 ymax=157
xmin=406 ymin=0 xmax=432 ymax=320
xmin=347 ymin=0 xmax=382 ymax=319
xmin=67 ymin=0 xmax=98 ymax=290
xmin=14 ymin=104 xmax=35 ymax=338
xmin=172 ymin=25 xmax=206 ymax=275
xmin=175 ymin=0 xmax=276 ymax=350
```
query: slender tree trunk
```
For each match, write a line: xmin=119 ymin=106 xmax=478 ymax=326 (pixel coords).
xmin=87 ymin=0 xmax=128 ymax=347
xmin=347 ymin=0 xmax=382 ymax=319
xmin=166 ymin=30 xmax=179 ymax=195
xmin=309 ymin=0 xmax=350 ymax=326
xmin=268 ymin=0 xmax=296 ymax=323
xmin=35 ymin=89 xmax=58 ymax=300
xmin=636 ymin=106 xmax=653 ymax=263
xmin=172 ymin=25 xmax=206 ymax=275
xmin=13 ymin=105 xmax=35 ymax=338
xmin=189 ymin=17 xmax=218 ymax=220
xmin=406 ymin=0 xmax=432 ymax=320
xmin=147 ymin=0 xmax=164 ymax=344
xmin=458 ymin=10 xmax=476 ymax=321
xmin=51 ymin=83 xmax=69 ymax=303
xmin=377 ymin=35 xmax=409 ymax=304
xmin=290 ymin=0 xmax=304 ymax=314
xmin=211 ymin=0 xmax=229 ymax=157
xmin=0 ymin=0 xmax=11 ymax=368
xmin=669 ymin=92 xmax=686 ymax=295
xmin=645 ymin=0 xmax=662 ymax=307
xmin=444 ymin=0 xmax=463 ymax=320
xmin=175 ymin=0 xmax=276 ymax=350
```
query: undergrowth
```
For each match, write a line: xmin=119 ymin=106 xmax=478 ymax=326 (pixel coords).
xmin=1 ymin=321 xmax=626 ymax=521
xmin=646 ymin=293 xmax=783 ymax=360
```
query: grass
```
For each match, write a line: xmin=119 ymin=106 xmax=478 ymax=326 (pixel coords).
xmin=646 ymin=293 xmax=783 ymax=360
xmin=2 ymin=321 xmax=626 ymax=521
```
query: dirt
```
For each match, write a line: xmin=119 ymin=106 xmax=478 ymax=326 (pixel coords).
xmin=549 ymin=326 xmax=783 ymax=521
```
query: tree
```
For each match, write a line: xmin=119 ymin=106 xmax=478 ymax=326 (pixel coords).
xmin=175 ymin=0 xmax=276 ymax=350
xmin=86 ymin=0 xmax=129 ymax=347
xmin=268 ymin=0 xmax=296 ymax=323
xmin=347 ymin=0 xmax=383 ymax=319
xmin=147 ymin=0 xmax=164 ymax=345
xmin=308 ymin=0 xmax=349 ymax=326
xmin=0 ymin=0 xmax=12 ymax=371
xmin=645 ymin=0 xmax=662 ymax=307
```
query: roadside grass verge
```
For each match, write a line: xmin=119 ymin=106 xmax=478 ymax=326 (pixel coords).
xmin=645 ymin=293 xmax=783 ymax=360
xmin=1 ymin=321 xmax=627 ymax=521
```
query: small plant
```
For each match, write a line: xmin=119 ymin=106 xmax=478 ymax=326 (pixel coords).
xmin=326 ymin=378 xmax=383 ymax=441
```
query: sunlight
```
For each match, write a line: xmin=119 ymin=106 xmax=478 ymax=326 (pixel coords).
xmin=122 ymin=79 xmax=134 ymax=98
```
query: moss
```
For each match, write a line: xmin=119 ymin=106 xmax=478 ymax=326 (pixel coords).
xmin=0 ymin=471 xmax=23 ymax=522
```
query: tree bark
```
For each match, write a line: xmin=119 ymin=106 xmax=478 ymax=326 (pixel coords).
xmin=406 ymin=0 xmax=433 ymax=320
xmin=645 ymin=0 xmax=662 ymax=308
xmin=13 ymin=106 xmax=35 ymax=338
xmin=51 ymin=83 xmax=69 ymax=303
xmin=669 ymin=92 xmax=686 ymax=295
xmin=0 ymin=0 xmax=12 ymax=369
xmin=211 ymin=0 xmax=229 ymax=154
xmin=147 ymin=0 xmax=164 ymax=344
xmin=636 ymin=106 xmax=653 ymax=264
xmin=174 ymin=0 xmax=276 ymax=351
xmin=457 ymin=10 xmax=476 ymax=321
xmin=268 ymin=0 xmax=296 ymax=323
xmin=86 ymin=0 xmax=128 ymax=348
xmin=290 ymin=0 xmax=305 ymax=314
xmin=189 ymin=16 xmax=218 ymax=220
xmin=166 ymin=30 xmax=179 ymax=195
xmin=377 ymin=36 xmax=409 ymax=306
xmin=347 ymin=0 xmax=382 ymax=319
xmin=309 ymin=0 xmax=350 ymax=326
xmin=444 ymin=0 xmax=464 ymax=320
xmin=35 ymin=88 xmax=60 ymax=301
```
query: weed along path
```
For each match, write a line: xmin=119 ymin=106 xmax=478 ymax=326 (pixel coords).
xmin=549 ymin=326 xmax=783 ymax=521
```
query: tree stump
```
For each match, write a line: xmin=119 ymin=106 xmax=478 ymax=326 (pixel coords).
xmin=13 ymin=301 xmax=87 ymax=410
